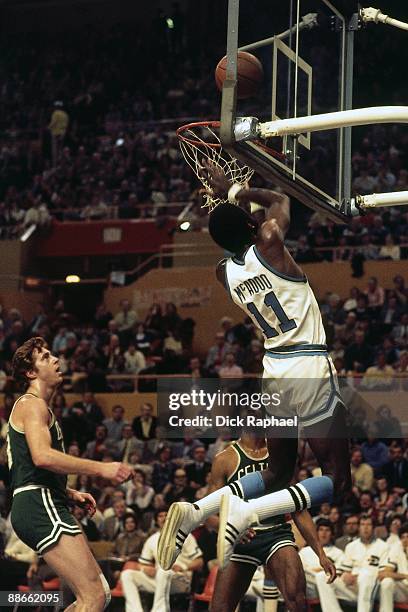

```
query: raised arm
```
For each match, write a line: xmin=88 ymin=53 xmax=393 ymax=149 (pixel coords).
xmin=202 ymin=159 xmax=290 ymax=237
xmin=22 ymin=396 xmax=133 ymax=484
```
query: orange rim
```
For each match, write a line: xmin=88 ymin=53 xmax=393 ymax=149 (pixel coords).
xmin=177 ymin=120 xmax=286 ymax=161
xmin=176 ymin=121 xmax=221 ymax=149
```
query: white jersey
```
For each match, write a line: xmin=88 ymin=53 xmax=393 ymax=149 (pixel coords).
xmin=225 ymin=245 xmax=326 ymax=351
xmin=385 ymin=541 xmax=408 ymax=586
xmin=339 ymin=537 xmax=389 ymax=576
xmin=300 ymin=544 xmax=344 ymax=574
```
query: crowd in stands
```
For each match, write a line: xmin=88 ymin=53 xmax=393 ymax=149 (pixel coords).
xmin=0 ymin=16 xmax=407 ymax=260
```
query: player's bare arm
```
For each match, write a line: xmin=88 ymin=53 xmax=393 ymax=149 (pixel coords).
xmin=292 ymin=510 xmax=336 ymax=583
xmin=19 ymin=395 xmax=133 ymax=484
xmin=207 ymin=446 xmax=237 ymax=493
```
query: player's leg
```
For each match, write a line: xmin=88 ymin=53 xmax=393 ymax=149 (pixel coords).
xmin=42 ymin=533 xmax=110 ymax=612
xmin=306 ymin=402 xmax=351 ymax=504
xmin=211 ymin=561 xmax=257 ymax=612
xmin=217 ymin=475 xmax=333 ymax=567
xmin=267 ymin=546 xmax=306 ymax=612
xmin=248 ymin=566 xmax=279 ymax=612
xmin=264 ymin=437 xmax=298 ymax=491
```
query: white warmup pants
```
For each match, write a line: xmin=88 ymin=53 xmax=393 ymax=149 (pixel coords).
xmin=379 ymin=577 xmax=408 ymax=612
xmin=121 ymin=567 xmax=190 ymax=612
xmin=315 ymin=569 xmax=378 ymax=612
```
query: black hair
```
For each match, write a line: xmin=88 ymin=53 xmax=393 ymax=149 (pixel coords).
xmin=208 ymin=203 xmax=258 ymax=255
xmin=316 ymin=518 xmax=334 ymax=533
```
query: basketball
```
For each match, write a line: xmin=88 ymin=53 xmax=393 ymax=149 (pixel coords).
xmin=215 ymin=51 xmax=264 ymax=99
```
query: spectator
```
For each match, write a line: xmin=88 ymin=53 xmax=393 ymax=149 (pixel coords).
xmin=386 ymin=515 xmax=403 ymax=547
xmin=114 ymin=299 xmax=138 ymax=334
xmin=219 ymin=352 xmax=243 ymax=378
xmin=120 ymin=509 xmax=203 ymax=611
xmin=314 ymin=515 xmax=388 ymax=612
xmin=205 ymin=332 xmax=231 ymax=375
xmin=361 ymin=435 xmax=389 ymax=476
xmin=379 ymin=234 xmax=400 ymax=260
xmin=102 ymin=499 xmax=132 ymax=541
xmin=378 ymin=522 xmax=408 ymax=611
xmin=113 ymin=424 xmax=144 ymax=462
xmin=335 ymin=515 xmax=359 ymax=551
xmin=71 ymin=391 xmax=104 ymax=426
xmin=364 ymin=276 xmax=385 ymax=315
xmin=101 ymin=513 xmax=146 ymax=588
xmin=48 ymin=101 xmax=69 ymax=165
xmin=299 ymin=519 xmax=344 ymax=600
xmin=163 ymin=468 xmax=196 ymax=504
xmin=84 ymin=424 xmax=112 ymax=461
xmin=393 ymin=275 xmax=408 ymax=306
xmin=358 ymin=491 xmax=376 ymax=518
xmin=328 ymin=505 xmax=343 ymax=539
xmin=350 ymin=448 xmax=374 ymax=492
xmin=162 ymin=302 xmax=182 ymax=334
xmin=125 ymin=470 xmax=155 ymax=513
xmin=374 ymin=477 xmax=398 ymax=512
xmin=151 ymin=446 xmax=176 ymax=493
xmin=132 ymin=403 xmax=157 ymax=441
xmin=344 ymin=329 xmax=374 ymax=372
xmin=184 ymin=445 xmax=211 ymax=490
xmin=124 ymin=343 xmax=146 ymax=374
xmin=111 ymin=513 xmax=145 ymax=561
xmin=374 ymin=405 xmax=402 ymax=440
xmin=103 ymin=404 xmax=129 ymax=443
xmin=392 ymin=313 xmax=408 ymax=349
xmin=382 ymin=445 xmax=408 ymax=494
xmin=361 ymin=351 xmax=396 ymax=390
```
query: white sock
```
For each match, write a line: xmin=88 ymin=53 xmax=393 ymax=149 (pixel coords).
xmin=194 ymin=484 xmax=234 ymax=519
xmin=247 ymin=484 xmax=310 ymax=521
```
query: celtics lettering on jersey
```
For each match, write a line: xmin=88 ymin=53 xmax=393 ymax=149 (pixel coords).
xmin=226 ymin=245 xmax=326 ymax=349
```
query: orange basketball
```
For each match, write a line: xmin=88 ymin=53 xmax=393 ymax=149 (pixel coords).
xmin=215 ymin=51 xmax=264 ymax=99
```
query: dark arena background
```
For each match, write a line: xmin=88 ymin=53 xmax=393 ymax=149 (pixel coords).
xmin=0 ymin=0 xmax=407 ymax=610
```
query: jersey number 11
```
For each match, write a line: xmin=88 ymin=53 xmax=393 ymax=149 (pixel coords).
xmin=247 ymin=291 xmax=297 ymax=338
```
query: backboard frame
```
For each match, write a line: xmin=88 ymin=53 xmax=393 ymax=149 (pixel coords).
xmin=219 ymin=0 xmax=359 ymax=223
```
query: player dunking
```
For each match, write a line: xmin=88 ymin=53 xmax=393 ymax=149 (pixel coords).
xmin=157 ymin=163 xmax=351 ymax=572
xmin=207 ymin=434 xmax=336 ymax=612
xmin=7 ymin=337 xmax=134 ymax=611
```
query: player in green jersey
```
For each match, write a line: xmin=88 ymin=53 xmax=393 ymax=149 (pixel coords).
xmin=7 ymin=337 xmax=134 ymax=612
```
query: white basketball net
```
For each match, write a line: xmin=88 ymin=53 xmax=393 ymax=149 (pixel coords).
xmin=178 ymin=123 xmax=254 ymax=212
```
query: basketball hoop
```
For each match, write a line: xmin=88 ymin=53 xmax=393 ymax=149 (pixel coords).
xmin=177 ymin=121 xmax=287 ymax=211
xmin=177 ymin=121 xmax=254 ymax=212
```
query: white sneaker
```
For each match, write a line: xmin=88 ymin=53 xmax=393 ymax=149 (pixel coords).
xmin=217 ymin=494 xmax=259 ymax=569
xmin=157 ymin=502 xmax=201 ymax=570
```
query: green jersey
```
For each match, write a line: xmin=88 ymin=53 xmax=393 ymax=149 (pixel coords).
xmin=227 ymin=440 xmax=285 ymax=530
xmin=7 ymin=393 xmax=67 ymax=496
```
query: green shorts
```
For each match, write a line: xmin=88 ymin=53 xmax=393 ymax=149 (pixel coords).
xmin=11 ymin=486 xmax=82 ymax=554
xmin=231 ymin=522 xmax=296 ymax=568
